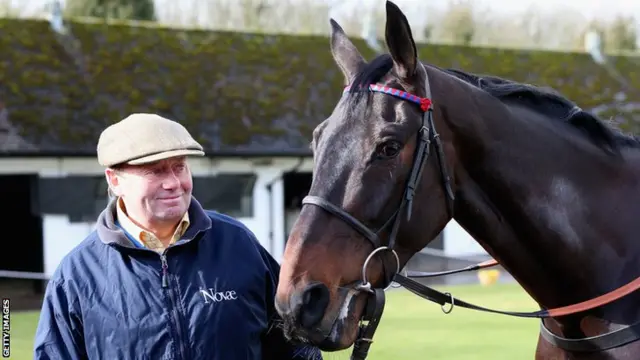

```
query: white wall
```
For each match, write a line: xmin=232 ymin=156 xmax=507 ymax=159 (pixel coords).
xmin=0 ymin=156 xmax=314 ymax=177
xmin=243 ymin=165 xmax=285 ymax=262
xmin=43 ymin=215 xmax=97 ymax=278
xmin=442 ymin=220 xmax=488 ymax=257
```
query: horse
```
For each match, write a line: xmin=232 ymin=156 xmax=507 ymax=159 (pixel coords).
xmin=273 ymin=1 xmax=640 ymax=359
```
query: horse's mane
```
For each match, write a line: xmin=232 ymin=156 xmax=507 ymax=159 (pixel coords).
xmin=442 ymin=67 xmax=640 ymax=152
xmin=345 ymin=54 xmax=640 ymax=153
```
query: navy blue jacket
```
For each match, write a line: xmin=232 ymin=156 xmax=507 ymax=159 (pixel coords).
xmin=33 ymin=197 xmax=322 ymax=360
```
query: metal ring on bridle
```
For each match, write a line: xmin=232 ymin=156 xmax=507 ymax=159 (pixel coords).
xmin=441 ymin=292 xmax=454 ymax=314
xmin=360 ymin=246 xmax=401 ymax=292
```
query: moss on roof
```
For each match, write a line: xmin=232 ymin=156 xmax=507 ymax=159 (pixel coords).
xmin=1 ymin=17 xmax=639 ymax=155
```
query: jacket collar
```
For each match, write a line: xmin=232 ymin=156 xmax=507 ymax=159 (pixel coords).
xmin=96 ymin=196 xmax=212 ymax=249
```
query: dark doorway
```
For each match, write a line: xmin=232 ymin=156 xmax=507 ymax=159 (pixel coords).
xmin=0 ymin=174 xmax=43 ymax=273
xmin=282 ymin=172 xmax=312 ymax=244
xmin=0 ymin=174 xmax=45 ymax=306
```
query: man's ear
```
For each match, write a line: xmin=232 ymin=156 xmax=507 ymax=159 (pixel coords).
xmin=105 ymin=168 xmax=121 ymax=197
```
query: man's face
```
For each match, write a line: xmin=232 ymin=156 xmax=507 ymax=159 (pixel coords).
xmin=106 ymin=156 xmax=193 ymax=226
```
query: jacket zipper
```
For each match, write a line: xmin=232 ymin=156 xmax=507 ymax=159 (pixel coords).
xmin=160 ymin=253 xmax=188 ymax=360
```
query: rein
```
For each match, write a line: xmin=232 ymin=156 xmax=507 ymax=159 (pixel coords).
xmin=396 ymin=260 xmax=640 ymax=318
xmin=302 ymin=70 xmax=640 ymax=359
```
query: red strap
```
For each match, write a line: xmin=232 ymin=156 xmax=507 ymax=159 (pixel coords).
xmin=470 ymin=258 xmax=640 ymax=317
xmin=547 ymin=276 xmax=640 ymax=317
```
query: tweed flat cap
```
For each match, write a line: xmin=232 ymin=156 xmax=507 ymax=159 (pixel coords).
xmin=97 ymin=113 xmax=204 ymax=167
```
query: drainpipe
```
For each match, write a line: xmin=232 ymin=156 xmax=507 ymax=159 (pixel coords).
xmin=265 ymin=157 xmax=305 ymax=258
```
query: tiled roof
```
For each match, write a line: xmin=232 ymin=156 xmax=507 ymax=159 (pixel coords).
xmin=1 ymin=17 xmax=639 ymax=156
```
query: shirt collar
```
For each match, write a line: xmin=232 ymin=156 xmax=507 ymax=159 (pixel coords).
xmin=115 ymin=197 xmax=190 ymax=244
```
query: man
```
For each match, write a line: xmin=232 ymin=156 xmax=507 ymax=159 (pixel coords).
xmin=33 ymin=113 xmax=322 ymax=360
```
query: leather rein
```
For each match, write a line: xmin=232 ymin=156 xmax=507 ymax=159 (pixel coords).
xmin=300 ymin=66 xmax=640 ymax=359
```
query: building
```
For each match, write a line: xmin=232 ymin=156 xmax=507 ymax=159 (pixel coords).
xmin=1 ymin=16 xmax=638 ymax=283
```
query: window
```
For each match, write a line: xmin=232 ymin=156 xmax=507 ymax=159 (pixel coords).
xmin=192 ymin=174 xmax=257 ymax=218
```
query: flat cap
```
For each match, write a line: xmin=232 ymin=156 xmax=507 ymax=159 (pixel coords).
xmin=97 ymin=113 xmax=204 ymax=167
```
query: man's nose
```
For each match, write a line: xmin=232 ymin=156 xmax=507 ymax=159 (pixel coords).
xmin=162 ymin=172 xmax=181 ymax=189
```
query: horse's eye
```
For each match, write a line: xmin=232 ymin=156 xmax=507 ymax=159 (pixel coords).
xmin=376 ymin=141 xmax=402 ymax=159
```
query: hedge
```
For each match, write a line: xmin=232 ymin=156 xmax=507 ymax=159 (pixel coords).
xmin=0 ymin=17 xmax=639 ymax=155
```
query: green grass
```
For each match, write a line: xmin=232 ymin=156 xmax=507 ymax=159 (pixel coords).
xmin=7 ymin=283 xmax=540 ymax=359
xmin=4 ymin=311 xmax=40 ymax=360
xmin=323 ymin=282 xmax=541 ymax=359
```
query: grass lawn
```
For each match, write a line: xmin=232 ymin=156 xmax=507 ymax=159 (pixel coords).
xmin=7 ymin=282 xmax=541 ymax=359
xmin=323 ymin=282 xmax=541 ymax=359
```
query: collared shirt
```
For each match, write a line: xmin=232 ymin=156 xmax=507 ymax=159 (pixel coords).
xmin=115 ymin=197 xmax=190 ymax=253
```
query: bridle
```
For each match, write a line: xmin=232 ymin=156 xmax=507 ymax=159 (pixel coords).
xmin=302 ymin=64 xmax=455 ymax=359
xmin=301 ymin=65 xmax=640 ymax=359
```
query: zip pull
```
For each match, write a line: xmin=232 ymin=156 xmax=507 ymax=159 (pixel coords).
xmin=160 ymin=255 xmax=168 ymax=288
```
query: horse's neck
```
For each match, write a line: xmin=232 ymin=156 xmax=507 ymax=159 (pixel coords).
xmin=438 ymin=78 xmax=640 ymax=321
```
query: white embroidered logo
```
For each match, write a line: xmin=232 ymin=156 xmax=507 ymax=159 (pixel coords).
xmin=199 ymin=288 xmax=238 ymax=304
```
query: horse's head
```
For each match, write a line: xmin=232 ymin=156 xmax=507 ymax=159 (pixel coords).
xmin=275 ymin=1 xmax=456 ymax=351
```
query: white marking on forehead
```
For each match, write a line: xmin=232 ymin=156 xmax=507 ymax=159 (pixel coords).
xmin=529 ymin=177 xmax=584 ymax=248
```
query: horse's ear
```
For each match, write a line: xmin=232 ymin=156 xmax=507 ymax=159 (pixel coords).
xmin=384 ymin=1 xmax=418 ymax=80
xmin=330 ymin=18 xmax=365 ymax=84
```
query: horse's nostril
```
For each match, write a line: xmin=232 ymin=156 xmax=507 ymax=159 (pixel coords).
xmin=298 ymin=283 xmax=330 ymax=329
